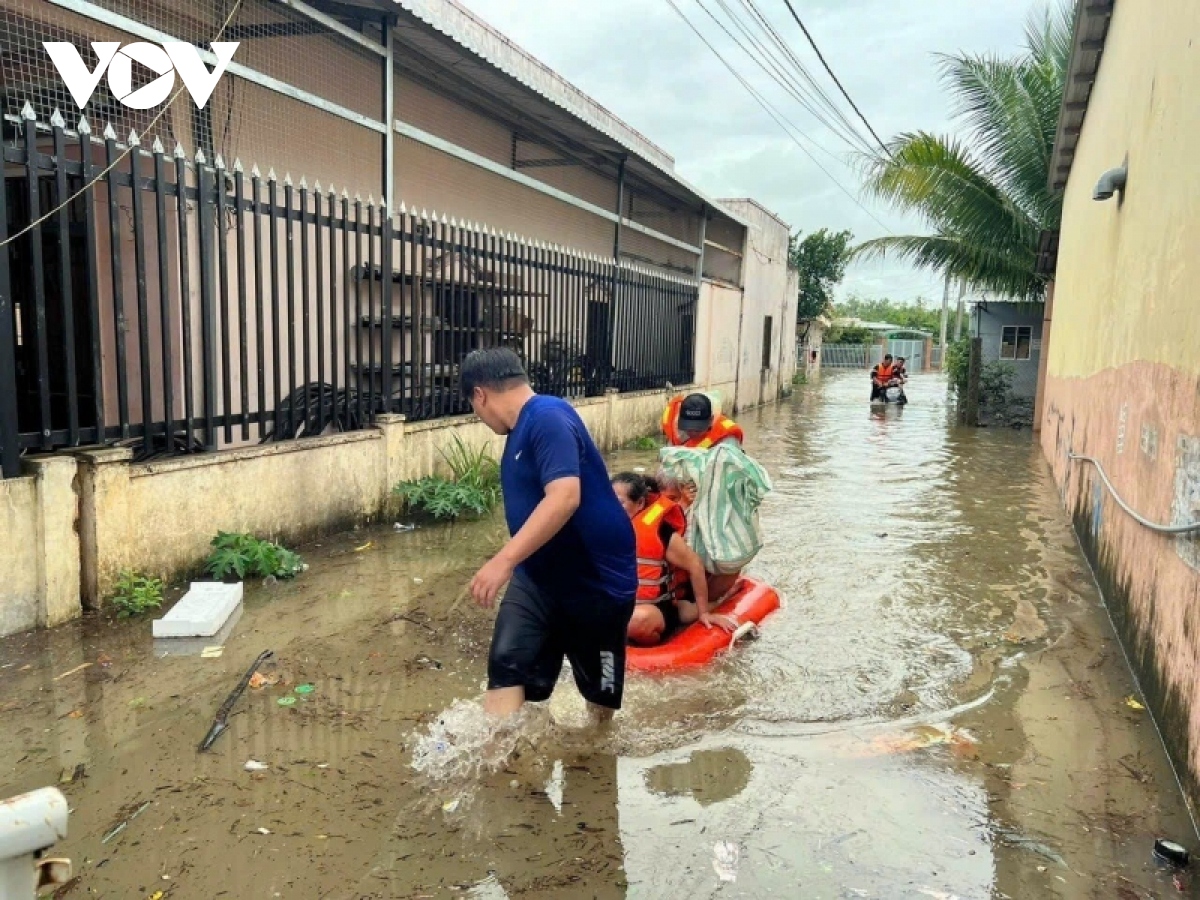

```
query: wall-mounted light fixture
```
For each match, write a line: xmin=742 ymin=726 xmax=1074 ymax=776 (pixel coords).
xmin=1093 ymin=165 xmax=1128 ymax=201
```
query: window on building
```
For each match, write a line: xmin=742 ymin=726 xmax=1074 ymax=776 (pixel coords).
xmin=762 ymin=316 xmax=773 ymax=369
xmin=1000 ymin=325 xmax=1033 ymax=360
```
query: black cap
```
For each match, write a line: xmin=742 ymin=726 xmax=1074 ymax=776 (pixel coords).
xmin=679 ymin=393 xmax=713 ymax=429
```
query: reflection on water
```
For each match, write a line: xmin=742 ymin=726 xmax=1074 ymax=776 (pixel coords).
xmin=1 ymin=371 xmax=1196 ymax=898
xmin=643 ymin=747 xmax=753 ymax=806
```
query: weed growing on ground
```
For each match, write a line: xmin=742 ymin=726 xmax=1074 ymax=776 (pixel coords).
xmin=110 ymin=570 xmax=164 ymax=618
xmin=626 ymin=435 xmax=660 ymax=451
xmin=395 ymin=436 xmax=501 ymax=520
xmin=205 ymin=532 xmax=304 ymax=580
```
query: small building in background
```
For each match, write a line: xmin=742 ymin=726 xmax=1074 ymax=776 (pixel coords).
xmin=970 ymin=298 xmax=1045 ymax=399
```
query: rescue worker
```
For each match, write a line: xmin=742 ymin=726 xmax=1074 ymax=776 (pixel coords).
xmin=661 ymin=393 xmax=744 ymax=449
xmin=611 ymin=472 xmax=734 ymax=646
xmin=870 ymin=354 xmax=897 ymax=402
xmin=892 ymin=356 xmax=910 ymax=405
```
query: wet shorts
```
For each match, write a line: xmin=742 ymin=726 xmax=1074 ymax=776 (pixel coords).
xmin=487 ymin=572 xmax=635 ymax=709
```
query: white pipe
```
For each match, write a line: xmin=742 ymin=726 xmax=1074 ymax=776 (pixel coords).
xmin=1069 ymin=454 xmax=1200 ymax=534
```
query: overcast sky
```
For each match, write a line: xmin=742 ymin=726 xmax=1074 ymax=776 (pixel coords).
xmin=461 ymin=0 xmax=1039 ymax=306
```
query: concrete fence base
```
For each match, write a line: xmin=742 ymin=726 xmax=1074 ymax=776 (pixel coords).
xmin=0 ymin=387 xmax=678 ymax=637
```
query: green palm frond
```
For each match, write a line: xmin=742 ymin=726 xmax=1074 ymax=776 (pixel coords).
xmin=851 ymin=1 xmax=1071 ymax=299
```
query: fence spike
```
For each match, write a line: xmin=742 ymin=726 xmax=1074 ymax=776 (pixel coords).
xmin=419 ymin=208 xmax=427 ymax=219
xmin=313 ymin=179 xmax=321 ymax=193
xmin=398 ymin=201 xmax=407 ymax=215
xmin=21 ymin=101 xmax=36 ymax=121
xmin=50 ymin=108 xmax=66 ymax=128
xmin=77 ymin=115 xmax=91 ymax=135
xmin=173 ymin=141 xmax=186 ymax=159
xmin=300 ymin=176 xmax=309 ymax=190
xmin=284 ymin=172 xmax=293 ymax=187
xmin=450 ymin=216 xmax=458 ymax=228
xmin=214 ymin=153 xmax=228 ymax=170
xmin=128 ymin=129 xmax=141 ymax=146
xmin=266 ymin=167 xmax=277 ymax=181
xmin=354 ymin=192 xmax=362 ymax=202
xmin=343 ymin=188 xmax=350 ymax=199
xmin=103 ymin=122 xmax=117 ymax=140
xmin=195 ymin=147 xmax=207 ymax=164
xmin=326 ymin=182 xmax=334 ymax=196
xmin=151 ymin=136 xmax=165 ymax=154
xmin=251 ymin=163 xmax=261 ymax=178
xmin=233 ymin=158 xmax=244 ymax=173
xmin=441 ymin=212 xmax=448 ymax=224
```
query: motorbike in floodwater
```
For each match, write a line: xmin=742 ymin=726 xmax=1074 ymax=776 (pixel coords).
xmin=870 ymin=381 xmax=908 ymax=407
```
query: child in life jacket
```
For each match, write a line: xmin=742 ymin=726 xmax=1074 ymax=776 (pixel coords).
xmin=611 ymin=471 xmax=734 ymax=646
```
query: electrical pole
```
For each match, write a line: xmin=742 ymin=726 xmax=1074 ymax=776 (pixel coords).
xmin=938 ymin=271 xmax=950 ymax=364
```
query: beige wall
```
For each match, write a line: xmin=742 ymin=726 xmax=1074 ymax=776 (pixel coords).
xmin=1041 ymin=0 xmax=1200 ymax=804
xmin=695 ymin=281 xmax=742 ymax=393
xmin=717 ymin=200 xmax=797 ymax=412
xmin=0 ymin=457 xmax=80 ymax=637
xmin=60 ymin=388 xmax=676 ymax=612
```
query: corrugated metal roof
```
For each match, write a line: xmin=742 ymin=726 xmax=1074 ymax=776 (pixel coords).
xmin=376 ymin=0 xmax=750 ymax=228
xmin=395 ymin=0 xmax=673 ymax=171
xmin=1049 ymin=0 xmax=1116 ymax=192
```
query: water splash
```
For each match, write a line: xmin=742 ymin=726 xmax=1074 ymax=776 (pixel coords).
xmin=410 ymin=699 xmax=552 ymax=784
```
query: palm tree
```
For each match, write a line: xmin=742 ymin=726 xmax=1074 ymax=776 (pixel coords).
xmin=854 ymin=3 xmax=1074 ymax=301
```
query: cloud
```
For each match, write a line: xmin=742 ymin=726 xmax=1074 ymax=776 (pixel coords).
xmin=461 ymin=0 xmax=1036 ymax=303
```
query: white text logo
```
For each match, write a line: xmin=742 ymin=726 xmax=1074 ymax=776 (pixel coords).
xmin=599 ymin=651 xmax=615 ymax=693
xmin=43 ymin=41 xmax=239 ymax=110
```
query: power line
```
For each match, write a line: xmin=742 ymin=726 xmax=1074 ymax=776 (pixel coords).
xmin=661 ymin=0 xmax=892 ymax=232
xmin=699 ymin=0 xmax=874 ymax=156
xmin=780 ymin=0 xmax=892 ymax=158
xmin=737 ymin=0 xmax=865 ymax=142
xmin=0 ymin=0 xmax=247 ymax=249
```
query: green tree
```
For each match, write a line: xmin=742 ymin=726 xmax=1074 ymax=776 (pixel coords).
xmin=834 ymin=296 xmax=943 ymax=341
xmin=790 ymin=228 xmax=854 ymax=332
xmin=854 ymin=3 xmax=1072 ymax=300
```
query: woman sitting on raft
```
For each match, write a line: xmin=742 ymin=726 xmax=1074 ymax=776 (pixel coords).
xmin=611 ymin=472 xmax=735 ymax=646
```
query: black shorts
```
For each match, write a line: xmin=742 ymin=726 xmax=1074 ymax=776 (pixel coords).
xmin=487 ymin=572 xmax=635 ymax=709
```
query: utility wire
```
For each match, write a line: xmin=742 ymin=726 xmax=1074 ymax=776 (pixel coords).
xmin=737 ymin=0 xmax=868 ymax=145
xmin=730 ymin=0 xmax=874 ymax=152
xmin=662 ymin=0 xmax=892 ymax=232
xmin=0 ymin=0 xmax=246 ymax=249
xmin=701 ymin=0 xmax=874 ymax=156
xmin=780 ymin=0 xmax=892 ymax=158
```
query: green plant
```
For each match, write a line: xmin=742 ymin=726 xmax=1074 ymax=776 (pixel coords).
xmin=826 ymin=324 xmax=874 ymax=345
xmin=205 ymin=532 xmax=304 ymax=580
xmin=110 ymin=570 xmax=164 ymax=618
xmin=792 ymin=370 xmax=807 ymax=386
xmin=790 ymin=228 xmax=854 ymax=325
xmin=980 ymin=361 xmax=1015 ymax=409
xmin=394 ymin=436 xmax=502 ymax=521
xmin=627 ymin=435 xmax=660 ymax=451
xmin=944 ymin=337 xmax=971 ymax=395
xmin=854 ymin=3 xmax=1072 ymax=300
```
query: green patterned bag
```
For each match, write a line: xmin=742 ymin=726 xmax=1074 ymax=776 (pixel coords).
xmin=659 ymin=443 xmax=772 ymax=574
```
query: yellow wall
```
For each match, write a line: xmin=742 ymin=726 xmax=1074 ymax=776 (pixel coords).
xmin=1049 ymin=0 xmax=1200 ymax=380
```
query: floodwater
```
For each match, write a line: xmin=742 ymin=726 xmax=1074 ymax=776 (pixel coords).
xmin=2 ymin=372 xmax=1197 ymax=899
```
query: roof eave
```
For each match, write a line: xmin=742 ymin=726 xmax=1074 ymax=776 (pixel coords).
xmin=1048 ymin=0 xmax=1116 ymax=193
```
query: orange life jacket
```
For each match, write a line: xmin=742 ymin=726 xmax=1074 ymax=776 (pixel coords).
xmin=872 ymin=362 xmax=895 ymax=381
xmin=661 ymin=396 xmax=745 ymax=449
xmin=632 ymin=495 xmax=689 ymax=603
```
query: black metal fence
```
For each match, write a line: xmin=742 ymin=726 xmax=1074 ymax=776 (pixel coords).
xmin=0 ymin=111 xmax=698 ymax=477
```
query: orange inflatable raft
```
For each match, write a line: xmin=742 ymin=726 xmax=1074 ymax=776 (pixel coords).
xmin=627 ymin=577 xmax=781 ymax=673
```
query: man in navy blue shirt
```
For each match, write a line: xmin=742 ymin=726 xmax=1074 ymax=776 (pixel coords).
xmin=463 ymin=348 xmax=637 ymax=721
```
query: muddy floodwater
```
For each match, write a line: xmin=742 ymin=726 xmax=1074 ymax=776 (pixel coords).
xmin=3 ymin=372 xmax=1198 ymax=899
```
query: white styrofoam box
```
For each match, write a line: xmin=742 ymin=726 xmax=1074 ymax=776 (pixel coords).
xmin=152 ymin=582 xmax=243 ymax=638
